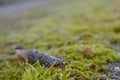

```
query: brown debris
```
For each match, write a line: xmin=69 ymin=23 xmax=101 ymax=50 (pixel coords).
xmin=82 ymin=48 xmax=97 ymax=58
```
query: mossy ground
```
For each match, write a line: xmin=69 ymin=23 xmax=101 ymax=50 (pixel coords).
xmin=0 ymin=0 xmax=120 ymax=80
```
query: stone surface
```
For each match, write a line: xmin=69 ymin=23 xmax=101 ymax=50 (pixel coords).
xmin=106 ymin=62 xmax=120 ymax=80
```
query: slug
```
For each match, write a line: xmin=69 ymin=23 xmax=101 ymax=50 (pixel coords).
xmin=14 ymin=46 xmax=70 ymax=68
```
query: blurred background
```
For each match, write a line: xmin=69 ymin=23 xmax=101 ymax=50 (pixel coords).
xmin=0 ymin=0 xmax=120 ymax=51
xmin=0 ymin=0 xmax=69 ymax=31
xmin=0 ymin=0 xmax=120 ymax=54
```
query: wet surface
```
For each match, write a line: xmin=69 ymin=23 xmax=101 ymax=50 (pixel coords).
xmin=111 ymin=42 xmax=120 ymax=49
xmin=117 ymin=51 xmax=120 ymax=55
xmin=104 ymin=49 xmax=120 ymax=80
xmin=106 ymin=62 xmax=120 ymax=80
xmin=103 ymin=41 xmax=120 ymax=79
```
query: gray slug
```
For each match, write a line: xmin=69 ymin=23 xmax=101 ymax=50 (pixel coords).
xmin=14 ymin=47 xmax=70 ymax=68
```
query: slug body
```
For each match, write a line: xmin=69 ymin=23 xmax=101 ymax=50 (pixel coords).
xmin=15 ymin=48 xmax=68 ymax=68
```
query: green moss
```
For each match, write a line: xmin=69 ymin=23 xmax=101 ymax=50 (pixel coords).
xmin=0 ymin=61 xmax=24 ymax=80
